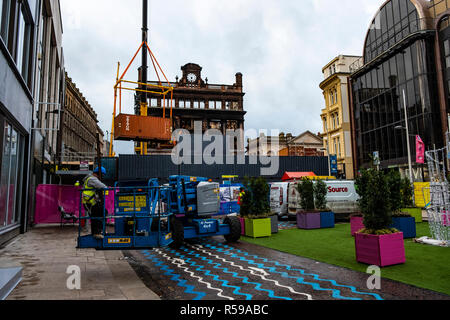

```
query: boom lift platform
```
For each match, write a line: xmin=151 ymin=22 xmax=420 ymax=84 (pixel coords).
xmin=77 ymin=176 xmax=241 ymax=250
xmin=77 ymin=180 xmax=174 ymax=249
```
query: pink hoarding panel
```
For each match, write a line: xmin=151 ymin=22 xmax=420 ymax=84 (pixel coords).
xmin=34 ymin=185 xmax=115 ymax=225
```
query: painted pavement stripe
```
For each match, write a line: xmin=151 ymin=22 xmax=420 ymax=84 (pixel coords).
xmin=165 ymin=247 xmax=253 ymax=300
xmin=204 ymin=242 xmax=363 ymax=300
xmin=153 ymin=248 xmax=234 ymax=300
xmin=205 ymin=240 xmax=383 ymax=301
xmin=174 ymin=246 xmax=292 ymax=301
xmin=141 ymin=250 xmax=206 ymax=300
xmin=189 ymin=243 xmax=312 ymax=300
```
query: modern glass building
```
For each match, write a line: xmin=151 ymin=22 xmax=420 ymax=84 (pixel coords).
xmin=0 ymin=0 xmax=38 ymax=244
xmin=349 ymin=0 xmax=450 ymax=181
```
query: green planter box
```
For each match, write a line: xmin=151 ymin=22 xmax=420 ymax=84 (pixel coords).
xmin=244 ymin=218 xmax=272 ymax=238
xmin=401 ymin=208 xmax=422 ymax=223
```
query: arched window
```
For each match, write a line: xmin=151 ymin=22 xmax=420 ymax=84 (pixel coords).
xmin=364 ymin=0 xmax=418 ymax=63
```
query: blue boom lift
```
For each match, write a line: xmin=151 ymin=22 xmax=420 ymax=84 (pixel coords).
xmin=77 ymin=175 xmax=241 ymax=250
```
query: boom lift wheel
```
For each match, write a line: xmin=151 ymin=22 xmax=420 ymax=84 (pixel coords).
xmin=169 ymin=217 xmax=185 ymax=249
xmin=223 ymin=216 xmax=241 ymax=243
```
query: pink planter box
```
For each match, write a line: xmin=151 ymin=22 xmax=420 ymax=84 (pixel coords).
xmin=351 ymin=216 xmax=365 ymax=236
xmin=355 ymin=232 xmax=406 ymax=267
xmin=239 ymin=217 xmax=245 ymax=235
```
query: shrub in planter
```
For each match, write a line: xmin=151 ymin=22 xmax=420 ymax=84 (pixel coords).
xmin=314 ymin=179 xmax=335 ymax=229
xmin=400 ymin=177 xmax=422 ymax=223
xmin=354 ymin=169 xmax=405 ymax=267
xmin=242 ymin=177 xmax=272 ymax=238
xmin=296 ymin=178 xmax=321 ymax=229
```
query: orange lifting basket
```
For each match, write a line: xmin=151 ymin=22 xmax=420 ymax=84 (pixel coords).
xmin=109 ymin=41 xmax=174 ymax=156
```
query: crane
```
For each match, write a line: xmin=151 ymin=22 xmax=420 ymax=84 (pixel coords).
xmin=109 ymin=0 xmax=173 ymax=157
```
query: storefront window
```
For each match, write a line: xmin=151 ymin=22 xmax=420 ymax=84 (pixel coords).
xmin=7 ymin=128 xmax=18 ymax=225
xmin=0 ymin=122 xmax=23 ymax=229
xmin=0 ymin=123 xmax=11 ymax=228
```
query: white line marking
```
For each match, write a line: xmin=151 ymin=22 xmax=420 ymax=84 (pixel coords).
xmin=189 ymin=244 xmax=312 ymax=300
xmin=154 ymin=248 xmax=234 ymax=301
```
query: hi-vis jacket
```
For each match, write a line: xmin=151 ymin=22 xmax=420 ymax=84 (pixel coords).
xmin=82 ymin=174 xmax=107 ymax=206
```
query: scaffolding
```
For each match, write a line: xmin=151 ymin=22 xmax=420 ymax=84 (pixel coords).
xmin=424 ymin=146 xmax=450 ymax=246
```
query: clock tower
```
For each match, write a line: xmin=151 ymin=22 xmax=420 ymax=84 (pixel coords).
xmin=181 ymin=63 xmax=204 ymax=86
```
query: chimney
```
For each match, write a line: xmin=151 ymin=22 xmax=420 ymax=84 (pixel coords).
xmin=235 ymin=72 xmax=243 ymax=88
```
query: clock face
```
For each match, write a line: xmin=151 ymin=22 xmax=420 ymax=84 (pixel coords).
xmin=187 ymin=73 xmax=197 ymax=83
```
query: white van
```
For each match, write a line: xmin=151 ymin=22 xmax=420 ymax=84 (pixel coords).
xmin=269 ymin=182 xmax=289 ymax=218
xmin=287 ymin=180 xmax=359 ymax=217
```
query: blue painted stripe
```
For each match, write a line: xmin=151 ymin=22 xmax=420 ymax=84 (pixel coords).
xmin=173 ymin=246 xmax=292 ymax=301
xmin=141 ymin=250 xmax=206 ymax=300
xmin=163 ymin=247 xmax=253 ymax=300
xmin=205 ymin=241 xmax=384 ymax=301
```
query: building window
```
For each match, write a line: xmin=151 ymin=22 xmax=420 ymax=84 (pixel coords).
xmin=0 ymin=0 xmax=11 ymax=44
xmin=336 ymin=112 xmax=340 ymax=126
xmin=364 ymin=0 xmax=419 ymax=63
xmin=0 ymin=122 xmax=24 ymax=229
xmin=337 ymin=137 xmax=341 ymax=157
xmin=444 ymin=40 xmax=450 ymax=69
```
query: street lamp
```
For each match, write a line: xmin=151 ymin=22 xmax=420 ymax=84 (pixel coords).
xmin=395 ymin=90 xmax=413 ymax=184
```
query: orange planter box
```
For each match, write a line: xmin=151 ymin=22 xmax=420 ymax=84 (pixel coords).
xmin=114 ymin=113 xmax=172 ymax=141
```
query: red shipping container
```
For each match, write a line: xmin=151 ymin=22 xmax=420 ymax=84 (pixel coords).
xmin=114 ymin=113 xmax=172 ymax=141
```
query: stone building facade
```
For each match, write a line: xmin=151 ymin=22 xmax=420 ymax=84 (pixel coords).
xmin=59 ymin=72 xmax=104 ymax=165
xmin=142 ymin=63 xmax=246 ymax=153
xmin=320 ymin=55 xmax=361 ymax=180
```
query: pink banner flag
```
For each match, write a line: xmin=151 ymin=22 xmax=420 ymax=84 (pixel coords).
xmin=416 ymin=135 xmax=425 ymax=164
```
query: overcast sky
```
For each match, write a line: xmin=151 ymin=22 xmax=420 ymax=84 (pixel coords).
xmin=60 ymin=0 xmax=384 ymax=154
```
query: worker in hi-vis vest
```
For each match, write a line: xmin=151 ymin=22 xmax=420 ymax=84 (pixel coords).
xmin=238 ymin=187 xmax=245 ymax=205
xmin=82 ymin=167 xmax=107 ymax=240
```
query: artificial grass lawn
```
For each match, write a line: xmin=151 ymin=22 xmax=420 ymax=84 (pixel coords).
xmin=241 ymin=222 xmax=450 ymax=296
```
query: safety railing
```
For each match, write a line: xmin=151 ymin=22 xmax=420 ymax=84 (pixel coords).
xmin=77 ymin=182 xmax=174 ymax=248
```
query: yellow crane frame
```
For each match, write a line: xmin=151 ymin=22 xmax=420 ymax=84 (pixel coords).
xmin=109 ymin=41 xmax=174 ymax=157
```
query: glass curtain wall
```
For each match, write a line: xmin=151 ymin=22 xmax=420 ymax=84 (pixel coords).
xmin=364 ymin=0 xmax=419 ymax=63
xmin=352 ymin=38 xmax=441 ymax=167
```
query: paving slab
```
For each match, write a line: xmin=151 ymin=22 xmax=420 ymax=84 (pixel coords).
xmin=0 ymin=226 xmax=161 ymax=300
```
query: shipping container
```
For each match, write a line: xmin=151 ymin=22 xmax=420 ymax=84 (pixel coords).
xmin=114 ymin=113 xmax=172 ymax=141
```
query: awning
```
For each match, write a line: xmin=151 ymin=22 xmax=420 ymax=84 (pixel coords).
xmin=282 ymin=172 xmax=316 ymax=181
